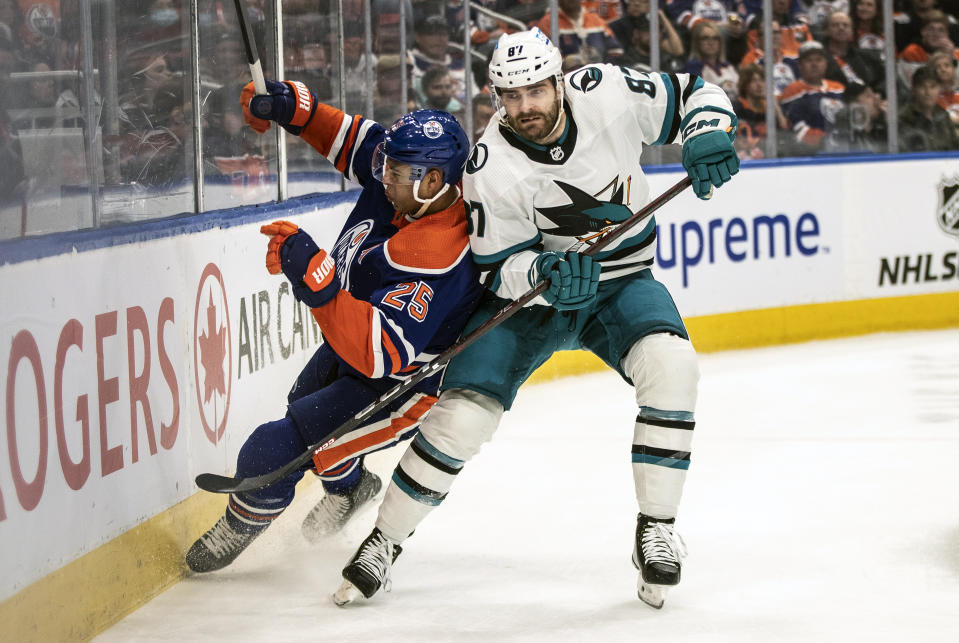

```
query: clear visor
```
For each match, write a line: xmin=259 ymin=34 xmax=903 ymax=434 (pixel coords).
xmin=372 ymin=141 xmax=427 ymax=185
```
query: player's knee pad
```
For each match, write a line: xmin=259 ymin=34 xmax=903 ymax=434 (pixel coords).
xmin=622 ymin=333 xmax=699 ymax=412
xmin=418 ymin=388 xmax=504 ymax=462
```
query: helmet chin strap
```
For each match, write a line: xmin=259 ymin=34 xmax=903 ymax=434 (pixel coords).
xmin=407 ymin=182 xmax=460 ymax=219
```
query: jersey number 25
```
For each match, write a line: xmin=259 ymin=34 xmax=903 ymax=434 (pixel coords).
xmin=382 ymin=281 xmax=434 ymax=322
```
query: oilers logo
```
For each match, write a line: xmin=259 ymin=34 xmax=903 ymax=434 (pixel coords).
xmin=422 ymin=120 xmax=444 ymax=139
xmin=331 ymin=220 xmax=374 ymax=289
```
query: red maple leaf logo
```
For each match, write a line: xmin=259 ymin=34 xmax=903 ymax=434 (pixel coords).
xmin=197 ymin=292 xmax=227 ymax=404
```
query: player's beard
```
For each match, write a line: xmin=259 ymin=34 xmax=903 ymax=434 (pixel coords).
xmin=510 ymin=98 xmax=562 ymax=144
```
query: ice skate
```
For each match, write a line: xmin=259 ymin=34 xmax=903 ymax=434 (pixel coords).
xmin=332 ymin=527 xmax=403 ymax=606
xmin=631 ymin=514 xmax=687 ymax=609
xmin=186 ymin=515 xmax=264 ymax=573
xmin=301 ymin=467 xmax=382 ymax=543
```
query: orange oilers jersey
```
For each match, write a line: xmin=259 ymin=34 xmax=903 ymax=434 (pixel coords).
xmin=297 ymin=104 xmax=484 ymax=380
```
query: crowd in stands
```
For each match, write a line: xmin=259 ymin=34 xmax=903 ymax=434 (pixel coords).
xmin=1 ymin=0 xmax=958 ymax=212
xmin=311 ymin=0 xmax=956 ymax=158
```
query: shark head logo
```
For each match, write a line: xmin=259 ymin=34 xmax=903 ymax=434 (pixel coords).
xmin=535 ymin=180 xmax=634 ymax=237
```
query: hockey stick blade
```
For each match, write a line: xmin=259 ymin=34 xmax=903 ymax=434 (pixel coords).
xmin=194 ymin=176 xmax=692 ymax=494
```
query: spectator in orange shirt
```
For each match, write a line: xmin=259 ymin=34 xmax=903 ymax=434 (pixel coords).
xmin=732 ymin=63 xmax=790 ymax=159
xmin=534 ymin=0 xmax=623 ymax=63
xmin=583 ymin=0 xmax=622 ymax=22
xmin=738 ymin=19 xmax=799 ymax=97
xmin=741 ymin=0 xmax=812 ymax=58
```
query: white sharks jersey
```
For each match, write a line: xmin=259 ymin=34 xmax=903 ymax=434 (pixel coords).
xmin=462 ymin=63 xmax=735 ymax=303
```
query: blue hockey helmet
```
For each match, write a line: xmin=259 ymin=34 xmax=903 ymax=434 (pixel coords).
xmin=372 ymin=109 xmax=470 ymax=187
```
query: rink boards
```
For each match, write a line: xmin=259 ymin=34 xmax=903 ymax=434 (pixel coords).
xmin=1 ymin=154 xmax=958 ymax=640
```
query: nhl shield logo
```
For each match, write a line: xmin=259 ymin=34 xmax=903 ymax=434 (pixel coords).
xmin=937 ymin=175 xmax=959 ymax=238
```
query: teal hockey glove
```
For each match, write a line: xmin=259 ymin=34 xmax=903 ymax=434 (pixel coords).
xmin=681 ymin=129 xmax=739 ymax=200
xmin=533 ymin=251 xmax=601 ymax=311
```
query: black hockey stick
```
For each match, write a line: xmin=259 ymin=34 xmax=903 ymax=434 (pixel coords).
xmin=195 ymin=176 xmax=693 ymax=494
xmin=231 ymin=0 xmax=267 ymax=95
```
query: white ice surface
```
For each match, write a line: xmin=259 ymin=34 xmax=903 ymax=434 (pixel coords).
xmin=95 ymin=330 xmax=959 ymax=643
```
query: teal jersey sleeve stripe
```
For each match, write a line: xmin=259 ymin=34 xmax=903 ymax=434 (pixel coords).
xmin=654 ymin=73 xmax=677 ymax=146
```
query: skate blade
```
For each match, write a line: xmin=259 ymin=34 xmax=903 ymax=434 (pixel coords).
xmin=331 ymin=580 xmax=364 ymax=607
xmin=638 ymin=582 xmax=668 ymax=609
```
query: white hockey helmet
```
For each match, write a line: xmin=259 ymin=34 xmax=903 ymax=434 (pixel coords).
xmin=487 ymin=28 xmax=565 ymax=130
xmin=488 ymin=27 xmax=563 ymax=90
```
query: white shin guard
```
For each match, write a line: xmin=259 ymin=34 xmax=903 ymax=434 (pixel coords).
xmin=622 ymin=333 xmax=700 ymax=519
xmin=375 ymin=389 xmax=504 ymax=543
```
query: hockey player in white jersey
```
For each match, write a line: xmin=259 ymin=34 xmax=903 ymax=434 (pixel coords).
xmin=335 ymin=27 xmax=739 ymax=609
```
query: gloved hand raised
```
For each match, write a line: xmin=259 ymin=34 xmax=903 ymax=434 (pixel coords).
xmin=533 ymin=251 xmax=601 ymax=311
xmin=241 ymin=79 xmax=317 ymax=135
xmin=681 ymin=129 xmax=739 ymax=200
xmin=260 ymin=220 xmax=340 ymax=308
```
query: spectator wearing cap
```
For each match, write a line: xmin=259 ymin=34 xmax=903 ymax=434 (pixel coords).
xmin=820 ymin=11 xmax=884 ymax=94
xmin=899 ymin=63 xmax=959 ymax=151
xmin=779 ymin=40 xmax=846 ymax=154
xmin=828 ymin=81 xmax=888 ymax=152
xmin=610 ymin=5 xmax=685 ymax=72
xmin=533 ymin=0 xmax=623 ymax=64
xmin=685 ymin=21 xmax=740 ymax=101
xmin=408 ymin=14 xmax=478 ymax=107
